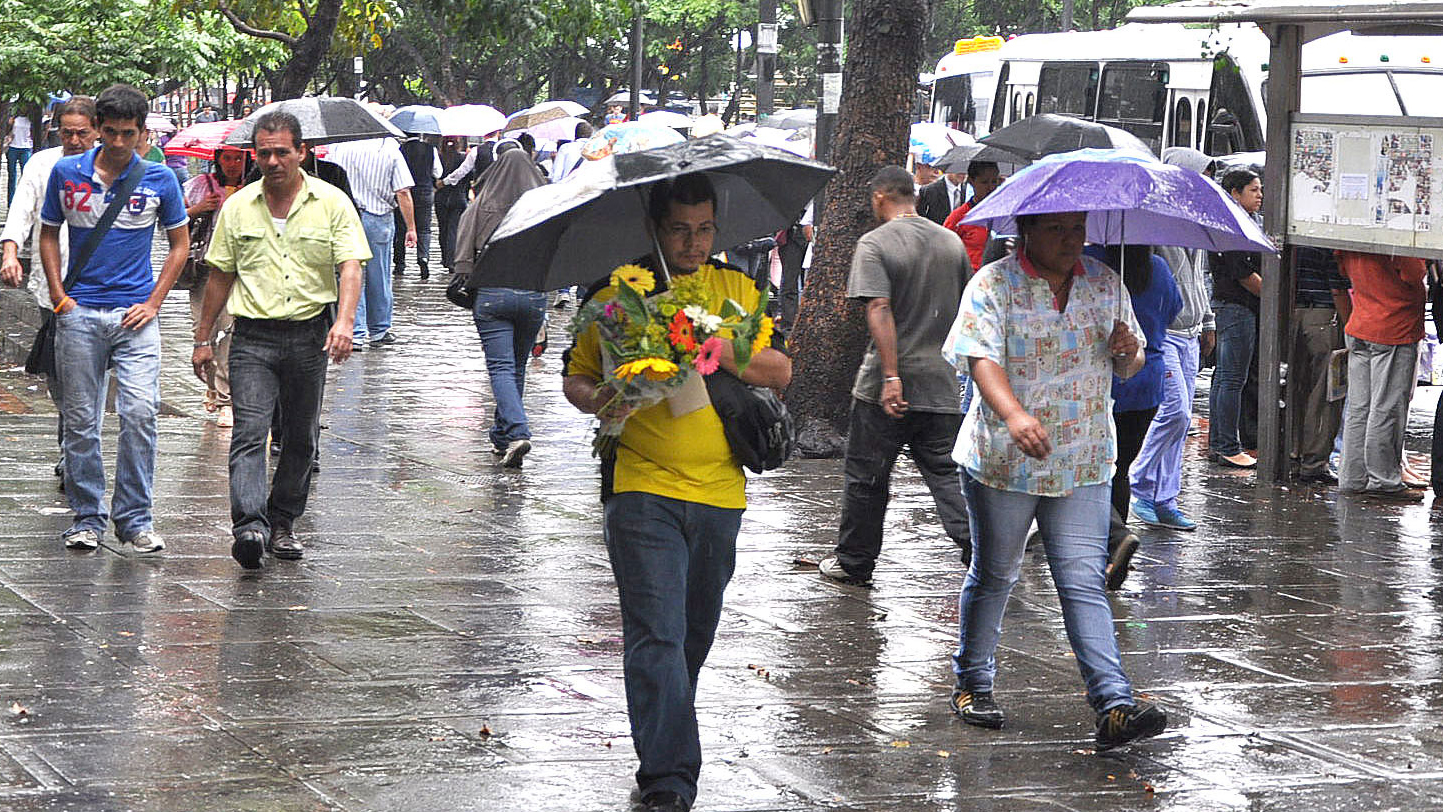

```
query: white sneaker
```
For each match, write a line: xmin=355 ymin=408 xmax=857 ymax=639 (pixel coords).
xmin=63 ymin=529 xmax=101 ymax=550
xmin=500 ymin=439 xmax=531 ymax=468
xmin=127 ymin=531 xmax=165 ymax=554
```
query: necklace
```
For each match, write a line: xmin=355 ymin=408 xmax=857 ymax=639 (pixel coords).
xmin=892 ymin=212 xmax=921 ymax=220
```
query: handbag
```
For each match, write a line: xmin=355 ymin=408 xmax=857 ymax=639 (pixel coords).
xmin=445 ymin=271 xmax=475 ymax=310
xmin=704 ymin=369 xmax=795 ymax=474
xmin=24 ymin=166 xmax=146 ymax=377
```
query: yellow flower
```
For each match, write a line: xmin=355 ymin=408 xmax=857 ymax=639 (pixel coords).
xmin=750 ymin=315 xmax=775 ymax=357
xmin=610 ymin=264 xmax=656 ymax=294
xmin=614 ymin=357 xmax=680 ymax=381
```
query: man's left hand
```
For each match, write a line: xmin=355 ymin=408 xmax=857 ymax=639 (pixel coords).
xmin=405 ymin=229 xmax=417 ymax=249
xmin=120 ymin=302 xmax=160 ymax=329
xmin=324 ymin=323 xmax=354 ymax=363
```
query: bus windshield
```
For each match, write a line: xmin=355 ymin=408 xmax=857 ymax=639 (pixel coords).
xmin=932 ymin=72 xmax=992 ymax=135
xmin=1300 ymin=72 xmax=1402 ymax=115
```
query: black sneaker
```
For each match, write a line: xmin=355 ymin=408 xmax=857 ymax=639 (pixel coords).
xmin=640 ymin=790 xmax=689 ymax=811
xmin=1105 ymin=533 xmax=1139 ymax=591
xmin=949 ymin=688 xmax=1005 ymax=729
xmin=1095 ymin=702 xmax=1167 ymax=751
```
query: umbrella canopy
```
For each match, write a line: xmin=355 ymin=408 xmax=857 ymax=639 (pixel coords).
xmin=936 ymin=142 xmax=1029 ymax=175
xmin=962 ymin=147 xmax=1274 ymax=253
xmin=145 ymin=113 xmax=176 ymax=134
xmin=580 ymin=121 xmax=687 ymax=161
xmin=910 ymin=122 xmax=972 ymax=166
xmin=440 ymin=104 xmax=507 ymax=137
xmin=389 ymin=104 xmax=445 ymax=135
xmin=519 ymin=115 xmax=588 ymax=142
xmin=761 ymin=108 xmax=816 ymax=130
xmin=163 ymin=119 xmax=245 ymax=159
xmin=224 ymin=96 xmax=403 ymax=147
xmin=474 ymin=134 xmax=836 ymax=291
xmin=979 ymin=113 xmax=1151 ymax=161
xmin=604 ymin=90 xmax=658 ymax=107
xmin=739 ymin=125 xmax=812 ymax=157
xmin=638 ymin=110 xmax=693 ymax=130
xmin=506 ymin=100 xmax=589 ymax=131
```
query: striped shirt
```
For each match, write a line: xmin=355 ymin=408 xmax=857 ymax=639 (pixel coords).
xmin=321 ymin=138 xmax=414 ymax=216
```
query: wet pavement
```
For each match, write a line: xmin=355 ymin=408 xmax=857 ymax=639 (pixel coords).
xmin=3 ymin=259 xmax=1443 ymax=811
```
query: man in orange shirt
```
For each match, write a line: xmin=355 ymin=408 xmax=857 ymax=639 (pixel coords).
xmin=1336 ymin=250 xmax=1427 ymax=500
xmin=942 ymin=161 xmax=1003 ymax=272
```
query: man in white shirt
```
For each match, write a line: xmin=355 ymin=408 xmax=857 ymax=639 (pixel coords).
xmin=0 ymin=97 xmax=98 ymax=482
xmin=321 ymin=137 xmax=416 ymax=346
xmin=550 ymin=120 xmax=593 ymax=182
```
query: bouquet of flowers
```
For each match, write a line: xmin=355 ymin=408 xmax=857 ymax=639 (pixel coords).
xmin=569 ymin=263 xmax=774 ymax=457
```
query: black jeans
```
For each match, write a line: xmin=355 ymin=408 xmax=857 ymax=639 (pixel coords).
xmin=777 ymin=235 xmax=807 ymax=331
xmin=835 ymin=399 xmax=969 ymax=578
xmin=1109 ymin=407 xmax=1157 ymax=552
xmin=435 ymin=201 xmax=465 ymax=271
xmin=228 ymin=315 xmax=329 ymax=538
xmin=392 ymin=187 xmax=435 ymax=274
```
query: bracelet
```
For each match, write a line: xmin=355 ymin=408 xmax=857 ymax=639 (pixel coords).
xmin=883 ymin=376 xmax=901 ymax=382
xmin=193 ymin=340 xmax=212 ymax=348
xmin=53 ymin=296 xmax=73 ymax=313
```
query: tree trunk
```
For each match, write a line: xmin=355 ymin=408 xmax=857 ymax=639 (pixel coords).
xmin=783 ymin=0 xmax=928 ymax=457
xmin=274 ymin=0 xmax=345 ymax=99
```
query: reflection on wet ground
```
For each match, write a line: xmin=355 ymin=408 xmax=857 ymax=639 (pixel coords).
xmin=2 ymin=276 xmax=1443 ymax=811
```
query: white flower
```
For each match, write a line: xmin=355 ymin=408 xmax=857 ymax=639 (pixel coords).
xmin=684 ymin=305 xmax=723 ymax=333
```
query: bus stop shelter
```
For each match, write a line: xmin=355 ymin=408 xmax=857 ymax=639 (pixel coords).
xmin=1127 ymin=0 xmax=1443 ymax=483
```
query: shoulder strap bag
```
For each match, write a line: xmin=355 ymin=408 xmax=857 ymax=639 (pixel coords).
xmin=24 ymin=165 xmax=147 ymax=376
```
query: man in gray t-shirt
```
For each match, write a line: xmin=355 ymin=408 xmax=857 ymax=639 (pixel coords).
xmin=819 ymin=166 xmax=973 ymax=587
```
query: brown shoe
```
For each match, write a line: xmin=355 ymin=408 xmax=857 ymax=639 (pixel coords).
xmin=268 ymin=526 xmax=305 ymax=560
xmin=1362 ymin=488 xmax=1424 ymax=503
xmin=1216 ymin=452 xmax=1257 ymax=469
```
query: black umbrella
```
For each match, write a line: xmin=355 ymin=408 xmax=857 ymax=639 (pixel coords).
xmin=224 ymin=96 xmax=403 ymax=148
xmin=474 ymin=134 xmax=836 ymax=291
xmin=979 ymin=113 xmax=1151 ymax=161
xmin=935 ymin=142 xmax=1030 ymax=175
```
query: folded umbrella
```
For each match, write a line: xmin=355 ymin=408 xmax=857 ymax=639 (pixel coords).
xmin=962 ymin=147 xmax=1273 ymax=253
xmin=224 ymin=96 xmax=403 ymax=147
xmin=474 ymin=133 xmax=836 ymax=291
xmin=163 ymin=119 xmax=244 ymax=160
xmin=980 ymin=113 xmax=1152 ymax=161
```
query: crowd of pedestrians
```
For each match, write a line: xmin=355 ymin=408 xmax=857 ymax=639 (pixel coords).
xmin=5 ymin=83 xmax=1443 ymax=812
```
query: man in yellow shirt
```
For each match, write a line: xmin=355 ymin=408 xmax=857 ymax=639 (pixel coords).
xmin=562 ymin=174 xmax=790 ymax=812
xmin=191 ymin=111 xmax=371 ymax=570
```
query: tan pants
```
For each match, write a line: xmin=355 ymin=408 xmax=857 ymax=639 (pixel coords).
xmin=188 ymin=285 xmax=233 ymax=409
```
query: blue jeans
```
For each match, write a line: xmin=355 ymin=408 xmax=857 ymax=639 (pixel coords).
xmin=355 ymin=210 xmax=395 ymax=340
xmin=603 ymin=491 xmax=743 ymax=806
xmin=7 ymin=146 xmax=31 ymax=205
xmin=954 ymin=476 xmax=1134 ymax=713
xmin=227 ymin=315 xmax=330 ymax=537
xmin=1208 ymin=302 xmax=1256 ymax=457
xmin=1131 ymin=333 xmax=1199 ymax=509
xmin=472 ymin=287 xmax=546 ymax=449
xmin=55 ymin=306 xmax=161 ymax=539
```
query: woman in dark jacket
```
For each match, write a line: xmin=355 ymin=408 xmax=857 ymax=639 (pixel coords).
xmin=453 ymin=147 xmax=549 ymax=467
xmin=435 ymin=137 xmax=472 ymax=273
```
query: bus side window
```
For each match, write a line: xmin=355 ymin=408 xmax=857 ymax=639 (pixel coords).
xmin=1173 ymin=97 xmax=1192 ymax=148
xmin=1208 ymin=54 xmax=1265 ymax=152
xmin=1026 ymin=93 xmax=1035 ymax=116
xmin=989 ymin=62 xmax=1010 ymax=132
xmin=1195 ymin=100 xmax=1206 ymax=150
xmin=1012 ymin=92 xmax=1022 ymax=123
xmin=1037 ymin=62 xmax=1098 ymax=118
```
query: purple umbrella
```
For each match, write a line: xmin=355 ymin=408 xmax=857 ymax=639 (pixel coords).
xmin=962 ymin=148 xmax=1273 ymax=253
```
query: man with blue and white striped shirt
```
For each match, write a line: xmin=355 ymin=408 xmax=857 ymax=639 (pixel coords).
xmin=322 ymin=137 xmax=416 ymax=346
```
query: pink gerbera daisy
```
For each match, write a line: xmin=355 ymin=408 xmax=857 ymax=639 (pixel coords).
xmin=694 ymin=337 xmax=726 ymax=375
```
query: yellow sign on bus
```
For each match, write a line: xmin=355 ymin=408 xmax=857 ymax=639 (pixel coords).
xmin=954 ymin=36 xmax=1004 ymax=56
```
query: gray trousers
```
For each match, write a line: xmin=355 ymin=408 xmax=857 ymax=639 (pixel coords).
xmin=1340 ymin=336 xmax=1417 ymax=492
xmin=1288 ymin=307 xmax=1344 ymax=475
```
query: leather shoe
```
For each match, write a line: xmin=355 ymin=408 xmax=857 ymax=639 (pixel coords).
xmin=1298 ymin=468 xmax=1338 ymax=485
xmin=268 ymin=526 xmax=304 ymax=560
xmin=231 ymin=529 xmax=265 ymax=570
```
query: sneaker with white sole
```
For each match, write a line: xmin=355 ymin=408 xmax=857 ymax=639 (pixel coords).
xmin=500 ymin=439 xmax=531 ymax=468
xmin=127 ymin=530 xmax=165 ymax=554
xmin=63 ymin=529 xmax=101 ymax=550
xmin=818 ymin=555 xmax=872 ymax=586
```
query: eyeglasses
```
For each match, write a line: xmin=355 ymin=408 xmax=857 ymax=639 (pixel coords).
xmin=661 ymin=223 xmax=717 ymax=241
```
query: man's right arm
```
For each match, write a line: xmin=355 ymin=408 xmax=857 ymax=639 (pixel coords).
xmin=441 ymin=147 xmax=477 ymax=186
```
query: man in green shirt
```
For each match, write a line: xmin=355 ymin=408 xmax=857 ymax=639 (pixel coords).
xmin=191 ymin=111 xmax=371 ymax=570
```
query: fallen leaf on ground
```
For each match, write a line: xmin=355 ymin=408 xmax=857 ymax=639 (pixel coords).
xmin=890 ymin=740 xmax=910 ymax=748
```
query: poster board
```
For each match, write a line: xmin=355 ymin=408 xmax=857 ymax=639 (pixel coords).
xmin=1289 ymin=113 xmax=1443 ymax=258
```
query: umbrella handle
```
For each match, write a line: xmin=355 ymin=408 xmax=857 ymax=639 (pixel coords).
xmin=645 ymin=188 xmax=673 ymax=286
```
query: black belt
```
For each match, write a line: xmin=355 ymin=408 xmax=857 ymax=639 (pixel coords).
xmin=234 ymin=313 xmax=328 ymax=330
xmin=1295 ymin=301 xmax=1335 ymax=309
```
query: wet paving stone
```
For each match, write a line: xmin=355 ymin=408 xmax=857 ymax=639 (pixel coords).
xmin=3 ymin=277 xmax=1443 ymax=809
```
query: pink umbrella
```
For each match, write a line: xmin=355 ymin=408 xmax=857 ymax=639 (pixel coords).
xmin=162 ymin=119 xmax=245 ymax=160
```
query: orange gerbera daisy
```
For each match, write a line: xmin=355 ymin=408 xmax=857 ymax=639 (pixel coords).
xmin=667 ymin=310 xmax=697 ymax=352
